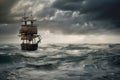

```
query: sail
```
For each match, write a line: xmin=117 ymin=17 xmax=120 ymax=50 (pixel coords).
xmin=19 ymin=26 xmax=37 ymax=34
xmin=20 ymin=35 xmax=39 ymax=40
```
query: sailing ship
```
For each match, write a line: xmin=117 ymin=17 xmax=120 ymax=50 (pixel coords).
xmin=19 ymin=15 xmax=41 ymax=51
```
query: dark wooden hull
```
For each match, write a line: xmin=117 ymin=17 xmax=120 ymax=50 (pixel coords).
xmin=21 ymin=43 xmax=38 ymax=51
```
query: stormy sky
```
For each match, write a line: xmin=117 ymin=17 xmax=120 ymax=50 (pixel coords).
xmin=0 ymin=0 xmax=120 ymax=44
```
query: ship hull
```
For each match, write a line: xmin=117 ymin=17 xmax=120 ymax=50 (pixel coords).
xmin=21 ymin=43 xmax=38 ymax=51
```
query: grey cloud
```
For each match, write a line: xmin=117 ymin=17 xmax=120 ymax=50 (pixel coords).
xmin=36 ymin=7 xmax=56 ymax=19
xmin=52 ymin=0 xmax=120 ymax=20
xmin=0 ymin=24 xmax=19 ymax=35
xmin=0 ymin=0 xmax=17 ymax=23
xmin=51 ymin=0 xmax=120 ymax=34
xmin=52 ymin=0 xmax=83 ymax=11
xmin=0 ymin=0 xmax=120 ymax=36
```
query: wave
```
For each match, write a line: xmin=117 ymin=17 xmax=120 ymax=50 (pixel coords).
xmin=0 ymin=54 xmax=13 ymax=63
xmin=109 ymin=44 xmax=120 ymax=49
xmin=0 ymin=44 xmax=120 ymax=80
xmin=0 ymin=53 xmax=29 ymax=64
xmin=26 ymin=61 xmax=60 ymax=70
xmin=0 ymin=70 xmax=10 ymax=80
xmin=63 ymin=44 xmax=90 ymax=50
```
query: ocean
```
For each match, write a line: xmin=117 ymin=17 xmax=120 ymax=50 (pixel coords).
xmin=0 ymin=44 xmax=120 ymax=80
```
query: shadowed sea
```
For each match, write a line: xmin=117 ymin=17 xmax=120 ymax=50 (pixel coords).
xmin=0 ymin=44 xmax=120 ymax=80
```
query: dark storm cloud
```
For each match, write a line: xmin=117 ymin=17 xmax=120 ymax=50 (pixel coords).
xmin=53 ymin=0 xmax=120 ymax=20
xmin=52 ymin=0 xmax=120 ymax=34
xmin=52 ymin=0 xmax=84 ymax=11
xmin=0 ymin=0 xmax=120 ymax=36
xmin=0 ymin=0 xmax=18 ymax=23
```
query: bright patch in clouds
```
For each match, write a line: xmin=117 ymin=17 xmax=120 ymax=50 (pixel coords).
xmin=39 ymin=31 xmax=120 ymax=44
xmin=40 ymin=31 xmax=85 ymax=44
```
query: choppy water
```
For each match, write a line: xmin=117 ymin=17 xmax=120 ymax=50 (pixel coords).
xmin=0 ymin=44 xmax=120 ymax=80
